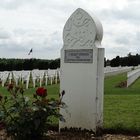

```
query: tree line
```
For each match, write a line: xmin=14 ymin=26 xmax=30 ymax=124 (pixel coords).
xmin=1 ymin=53 xmax=140 ymax=71
xmin=105 ymin=53 xmax=140 ymax=67
xmin=0 ymin=58 xmax=60 ymax=71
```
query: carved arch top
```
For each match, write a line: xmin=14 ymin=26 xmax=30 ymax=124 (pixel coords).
xmin=63 ymin=8 xmax=103 ymax=49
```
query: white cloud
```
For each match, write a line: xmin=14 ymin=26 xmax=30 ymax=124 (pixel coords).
xmin=0 ymin=28 xmax=11 ymax=39
xmin=0 ymin=0 xmax=139 ymax=59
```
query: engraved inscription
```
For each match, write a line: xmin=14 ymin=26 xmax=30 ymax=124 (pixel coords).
xmin=63 ymin=8 xmax=97 ymax=48
xmin=64 ymin=49 xmax=93 ymax=63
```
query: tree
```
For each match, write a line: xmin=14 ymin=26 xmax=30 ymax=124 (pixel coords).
xmin=110 ymin=56 xmax=120 ymax=67
xmin=0 ymin=58 xmax=60 ymax=71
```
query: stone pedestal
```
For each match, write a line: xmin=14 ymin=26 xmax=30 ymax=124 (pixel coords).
xmin=59 ymin=8 xmax=104 ymax=132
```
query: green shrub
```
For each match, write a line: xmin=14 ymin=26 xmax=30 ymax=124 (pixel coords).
xmin=0 ymin=84 xmax=66 ymax=140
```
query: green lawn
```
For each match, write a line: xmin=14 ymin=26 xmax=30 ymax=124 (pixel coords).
xmin=105 ymin=73 xmax=140 ymax=95
xmin=1 ymin=73 xmax=140 ymax=134
xmin=0 ymin=84 xmax=59 ymax=99
xmin=104 ymin=73 xmax=140 ymax=134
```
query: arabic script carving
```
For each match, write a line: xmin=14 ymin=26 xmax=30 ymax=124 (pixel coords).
xmin=63 ymin=8 xmax=97 ymax=48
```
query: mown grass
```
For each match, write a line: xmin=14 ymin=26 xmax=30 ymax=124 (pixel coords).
xmin=104 ymin=73 xmax=140 ymax=134
xmin=0 ymin=84 xmax=59 ymax=99
xmin=105 ymin=73 xmax=140 ymax=95
xmin=104 ymin=95 xmax=140 ymax=134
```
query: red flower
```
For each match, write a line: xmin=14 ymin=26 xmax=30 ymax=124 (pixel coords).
xmin=0 ymin=122 xmax=5 ymax=130
xmin=8 ymin=84 xmax=14 ymax=91
xmin=0 ymin=94 xmax=3 ymax=101
xmin=36 ymin=87 xmax=47 ymax=97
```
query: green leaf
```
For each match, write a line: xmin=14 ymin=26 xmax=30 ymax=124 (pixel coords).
xmin=24 ymin=97 xmax=29 ymax=103
xmin=59 ymin=115 xmax=65 ymax=122
xmin=34 ymin=119 xmax=40 ymax=130
xmin=0 ymin=111 xmax=5 ymax=118
xmin=32 ymin=106 xmax=39 ymax=111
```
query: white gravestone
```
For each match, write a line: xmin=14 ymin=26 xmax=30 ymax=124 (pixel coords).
xmin=59 ymin=8 xmax=104 ymax=132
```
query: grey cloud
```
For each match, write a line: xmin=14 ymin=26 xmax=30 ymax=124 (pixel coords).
xmin=0 ymin=0 xmax=25 ymax=10
xmin=115 ymin=37 xmax=130 ymax=45
xmin=0 ymin=29 xmax=11 ymax=39
xmin=43 ymin=31 xmax=62 ymax=47
xmin=107 ymin=47 xmax=129 ymax=54
xmin=105 ymin=46 xmax=130 ymax=59
xmin=136 ymin=32 xmax=140 ymax=40
xmin=99 ymin=2 xmax=140 ymax=24
xmin=0 ymin=0 xmax=139 ymax=59
xmin=0 ymin=45 xmax=29 ymax=58
xmin=0 ymin=0 xmax=39 ymax=10
xmin=104 ymin=31 xmax=140 ymax=59
xmin=13 ymin=28 xmax=28 ymax=35
xmin=0 ymin=41 xmax=26 ymax=51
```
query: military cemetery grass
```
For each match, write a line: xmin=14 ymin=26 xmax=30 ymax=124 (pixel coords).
xmin=0 ymin=73 xmax=140 ymax=134
xmin=0 ymin=84 xmax=59 ymax=99
xmin=104 ymin=73 xmax=140 ymax=134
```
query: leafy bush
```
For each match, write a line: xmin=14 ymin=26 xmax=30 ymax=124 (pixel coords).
xmin=0 ymin=84 xmax=66 ymax=140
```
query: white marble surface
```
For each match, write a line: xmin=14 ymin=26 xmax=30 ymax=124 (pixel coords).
xmin=60 ymin=8 xmax=104 ymax=132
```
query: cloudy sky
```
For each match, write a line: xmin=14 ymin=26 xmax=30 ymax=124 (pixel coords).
xmin=0 ymin=0 xmax=139 ymax=60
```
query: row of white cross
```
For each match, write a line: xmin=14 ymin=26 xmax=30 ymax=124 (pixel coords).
xmin=1 ymin=66 xmax=139 ymax=89
xmin=0 ymin=71 xmax=9 ymax=87
xmin=0 ymin=69 xmax=60 ymax=89
xmin=127 ymin=67 xmax=140 ymax=87
xmin=104 ymin=66 xmax=133 ymax=77
xmin=105 ymin=66 xmax=140 ymax=87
